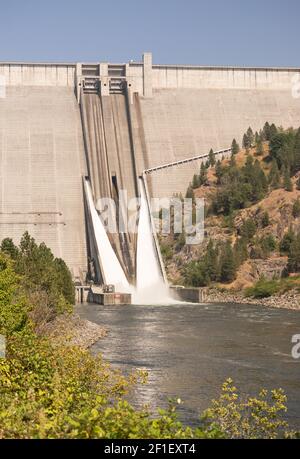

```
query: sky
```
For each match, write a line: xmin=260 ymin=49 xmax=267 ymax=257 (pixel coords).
xmin=0 ymin=0 xmax=299 ymax=67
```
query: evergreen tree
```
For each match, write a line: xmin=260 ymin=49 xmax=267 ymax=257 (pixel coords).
xmin=240 ymin=219 xmax=257 ymax=241
xmin=185 ymin=184 xmax=195 ymax=200
xmin=246 ymin=127 xmax=254 ymax=146
xmin=256 ymin=139 xmax=264 ymax=156
xmin=229 ymin=153 xmax=237 ymax=168
xmin=293 ymin=128 xmax=300 ymax=173
xmin=243 ymin=133 xmax=251 ymax=150
xmin=292 ymin=199 xmax=300 ymax=218
xmin=283 ymin=166 xmax=293 ymax=192
xmin=261 ymin=211 xmax=270 ymax=228
xmin=234 ymin=238 xmax=248 ymax=267
xmin=280 ymin=229 xmax=295 ymax=254
xmin=287 ymin=234 xmax=300 ymax=273
xmin=199 ymin=162 xmax=208 ymax=186
xmin=192 ymin=174 xmax=200 ymax=189
xmin=215 ymin=160 xmax=223 ymax=185
xmin=204 ymin=239 xmax=218 ymax=282
xmin=263 ymin=122 xmax=271 ymax=141
xmin=0 ymin=238 xmax=19 ymax=260
xmin=231 ymin=139 xmax=240 ymax=155
xmin=269 ymin=123 xmax=278 ymax=141
xmin=269 ymin=160 xmax=281 ymax=189
xmin=208 ymin=148 xmax=216 ymax=167
xmin=219 ymin=242 xmax=236 ymax=283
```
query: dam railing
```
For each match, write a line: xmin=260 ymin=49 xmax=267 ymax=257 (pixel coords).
xmin=144 ymin=147 xmax=232 ymax=174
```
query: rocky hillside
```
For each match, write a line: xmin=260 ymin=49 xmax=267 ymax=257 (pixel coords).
xmin=159 ymin=123 xmax=300 ymax=300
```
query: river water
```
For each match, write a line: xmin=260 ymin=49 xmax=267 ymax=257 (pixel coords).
xmin=76 ymin=302 xmax=300 ymax=428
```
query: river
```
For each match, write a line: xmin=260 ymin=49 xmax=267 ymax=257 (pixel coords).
xmin=76 ymin=302 xmax=300 ymax=428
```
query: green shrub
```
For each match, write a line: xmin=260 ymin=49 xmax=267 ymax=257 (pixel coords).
xmin=245 ymin=278 xmax=280 ymax=298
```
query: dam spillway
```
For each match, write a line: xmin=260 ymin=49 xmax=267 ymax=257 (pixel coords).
xmin=0 ymin=54 xmax=300 ymax=285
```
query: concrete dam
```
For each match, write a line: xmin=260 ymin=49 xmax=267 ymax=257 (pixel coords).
xmin=0 ymin=53 xmax=300 ymax=288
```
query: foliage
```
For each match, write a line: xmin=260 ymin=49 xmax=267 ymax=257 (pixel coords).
xmin=292 ymin=199 xmax=300 ymax=218
xmin=231 ymin=139 xmax=239 ymax=155
xmin=261 ymin=211 xmax=270 ymax=228
xmin=1 ymin=233 xmax=74 ymax=315
xmin=201 ymin=379 xmax=290 ymax=439
xmin=183 ymin=239 xmax=240 ymax=286
xmin=280 ymin=229 xmax=295 ymax=255
xmin=199 ymin=162 xmax=208 ymax=186
xmin=287 ymin=233 xmax=300 ymax=273
xmin=211 ymin=155 xmax=267 ymax=215
xmin=245 ymin=278 xmax=281 ymax=298
xmin=0 ymin=240 xmax=297 ymax=439
xmin=208 ymin=149 xmax=216 ymax=166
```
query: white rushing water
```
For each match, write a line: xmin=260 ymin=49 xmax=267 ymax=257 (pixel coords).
xmin=134 ymin=178 xmax=172 ymax=304
xmin=84 ymin=179 xmax=131 ymax=293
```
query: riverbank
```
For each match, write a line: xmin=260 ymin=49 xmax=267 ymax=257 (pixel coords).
xmin=41 ymin=313 xmax=107 ymax=348
xmin=203 ymin=288 xmax=300 ymax=310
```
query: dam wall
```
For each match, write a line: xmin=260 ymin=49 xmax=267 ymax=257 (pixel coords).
xmin=140 ymin=86 xmax=300 ymax=197
xmin=0 ymin=85 xmax=87 ymax=279
xmin=1 ymin=53 xmax=300 ymax=279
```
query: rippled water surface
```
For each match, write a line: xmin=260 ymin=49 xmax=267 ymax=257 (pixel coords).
xmin=76 ymin=302 xmax=300 ymax=428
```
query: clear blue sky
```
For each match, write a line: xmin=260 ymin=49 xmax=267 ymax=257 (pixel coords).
xmin=0 ymin=0 xmax=299 ymax=66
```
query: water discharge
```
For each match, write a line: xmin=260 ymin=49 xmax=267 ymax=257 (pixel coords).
xmin=85 ymin=177 xmax=174 ymax=304
xmin=133 ymin=178 xmax=172 ymax=304
xmin=84 ymin=179 xmax=131 ymax=293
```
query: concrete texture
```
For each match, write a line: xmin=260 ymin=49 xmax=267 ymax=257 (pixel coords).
xmin=81 ymin=91 xmax=138 ymax=281
xmin=139 ymin=88 xmax=300 ymax=197
xmin=1 ymin=54 xmax=300 ymax=280
xmin=0 ymin=86 xmax=87 ymax=279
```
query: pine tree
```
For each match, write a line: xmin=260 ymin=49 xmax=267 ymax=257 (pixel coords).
xmin=293 ymin=128 xmax=300 ymax=173
xmin=269 ymin=123 xmax=278 ymax=141
xmin=231 ymin=139 xmax=240 ymax=155
xmin=208 ymin=148 xmax=216 ymax=167
xmin=256 ymin=139 xmax=264 ymax=156
xmin=192 ymin=174 xmax=200 ymax=189
xmin=283 ymin=166 xmax=293 ymax=192
xmin=255 ymin=131 xmax=260 ymax=145
xmin=261 ymin=211 xmax=270 ymax=228
xmin=185 ymin=184 xmax=195 ymax=200
xmin=246 ymin=127 xmax=254 ymax=146
xmin=229 ymin=153 xmax=237 ymax=168
xmin=287 ymin=234 xmax=300 ymax=273
xmin=269 ymin=160 xmax=281 ymax=189
xmin=292 ymin=199 xmax=300 ymax=218
xmin=219 ymin=241 xmax=236 ymax=283
xmin=243 ymin=133 xmax=250 ymax=150
xmin=280 ymin=228 xmax=295 ymax=254
xmin=215 ymin=160 xmax=223 ymax=185
xmin=204 ymin=239 xmax=218 ymax=282
xmin=263 ymin=122 xmax=271 ymax=141
xmin=199 ymin=162 xmax=208 ymax=186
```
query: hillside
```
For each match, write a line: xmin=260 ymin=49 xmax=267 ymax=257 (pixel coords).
xmin=159 ymin=123 xmax=300 ymax=307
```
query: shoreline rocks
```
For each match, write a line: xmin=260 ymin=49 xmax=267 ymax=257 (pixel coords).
xmin=41 ymin=313 xmax=107 ymax=348
xmin=203 ymin=288 xmax=300 ymax=310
